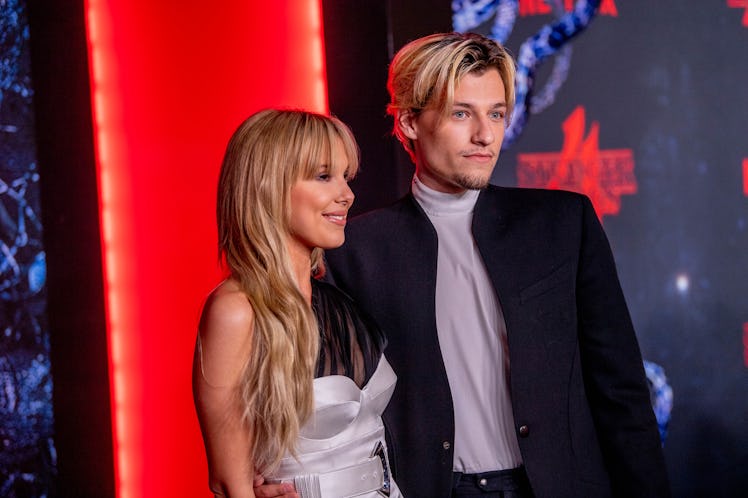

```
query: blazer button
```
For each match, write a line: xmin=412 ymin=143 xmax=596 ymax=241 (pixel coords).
xmin=518 ymin=425 xmax=530 ymax=437
xmin=442 ymin=441 xmax=451 ymax=450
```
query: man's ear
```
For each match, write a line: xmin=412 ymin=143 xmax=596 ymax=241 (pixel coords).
xmin=397 ymin=110 xmax=418 ymax=141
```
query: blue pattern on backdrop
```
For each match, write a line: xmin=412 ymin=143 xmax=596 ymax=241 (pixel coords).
xmin=644 ymin=360 xmax=673 ymax=444
xmin=1 ymin=0 xmax=56 ymax=496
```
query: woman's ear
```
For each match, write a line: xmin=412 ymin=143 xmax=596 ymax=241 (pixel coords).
xmin=397 ymin=110 xmax=418 ymax=141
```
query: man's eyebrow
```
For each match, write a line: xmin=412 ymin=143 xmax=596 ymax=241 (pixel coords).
xmin=452 ymin=101 xmax=507 ymax=109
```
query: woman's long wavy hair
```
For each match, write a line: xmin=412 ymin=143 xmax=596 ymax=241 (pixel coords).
xmin=217 ymin=109 xmax=359 ymax=473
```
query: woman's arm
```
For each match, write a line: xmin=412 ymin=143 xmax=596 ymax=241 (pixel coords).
xmin=193 ymin=280 xmax=258 ymax=497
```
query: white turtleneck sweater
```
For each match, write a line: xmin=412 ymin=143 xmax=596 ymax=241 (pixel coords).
xmin=411 ymin=174 xmax=522 ymax=473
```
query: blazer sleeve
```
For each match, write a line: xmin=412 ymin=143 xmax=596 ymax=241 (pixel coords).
xmin=575 ymin=196 xmax=671 ymax=497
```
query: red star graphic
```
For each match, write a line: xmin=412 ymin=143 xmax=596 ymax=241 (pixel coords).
xmin=728 ymin=0 xmax=748 ymax=26
xmin=516 ymin=106 xmax=637 ymax=222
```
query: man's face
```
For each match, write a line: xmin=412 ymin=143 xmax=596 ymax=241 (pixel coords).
xmin=400 ymin=69 xmax=507 ymax=193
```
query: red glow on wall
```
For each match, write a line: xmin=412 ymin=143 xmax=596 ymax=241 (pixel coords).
xmin=742 ymin=158 xmax=748 ymax=196
xmin=516 ymin=106 xmax=637 ymax=221
xmin=84 ymin=1 xmax=328 ymax=496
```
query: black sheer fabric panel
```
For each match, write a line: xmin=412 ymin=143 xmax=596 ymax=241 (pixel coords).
xmin=312 ymin=279 xmax=386 ymax=387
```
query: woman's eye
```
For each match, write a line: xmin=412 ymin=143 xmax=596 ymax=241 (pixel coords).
xmin=316 ymin=173 xmax=330 ymax=181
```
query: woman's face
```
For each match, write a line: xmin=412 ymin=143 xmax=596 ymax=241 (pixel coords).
xmin=287 ymin=138 xmax=355 ymax=257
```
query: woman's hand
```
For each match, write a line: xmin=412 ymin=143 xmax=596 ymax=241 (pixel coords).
xmin=252 ymin=474 xmax=299 ymax=498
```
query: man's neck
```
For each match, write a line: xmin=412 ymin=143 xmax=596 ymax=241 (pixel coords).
xmin=411 ymin=174 xmax=479 ymax=217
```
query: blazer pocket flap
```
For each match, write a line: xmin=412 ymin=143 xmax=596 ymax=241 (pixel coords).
xmin=519 ymin=262 xmax=573 ymax=304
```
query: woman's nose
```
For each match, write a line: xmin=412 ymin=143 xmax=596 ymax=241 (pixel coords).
xmin=338 ymin=181 xmax=354 ymax=206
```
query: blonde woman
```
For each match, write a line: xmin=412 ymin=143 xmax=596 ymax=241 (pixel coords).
xmin=193 ymin=109 xmax=401 ymax=498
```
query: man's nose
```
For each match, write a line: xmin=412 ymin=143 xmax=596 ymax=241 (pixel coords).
xmin=472 ymin=116 xmax=495 ymax=145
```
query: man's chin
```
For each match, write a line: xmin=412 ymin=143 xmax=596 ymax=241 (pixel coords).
xmin=455 ymin=175 xmax=491 ymax=190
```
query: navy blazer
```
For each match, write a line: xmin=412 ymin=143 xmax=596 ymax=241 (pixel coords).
xmin=325 ymin=186 xmax=669 ymax=498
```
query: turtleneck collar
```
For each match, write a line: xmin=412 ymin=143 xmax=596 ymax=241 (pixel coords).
xmin=411 ymin=174 xmax=480 ymax=217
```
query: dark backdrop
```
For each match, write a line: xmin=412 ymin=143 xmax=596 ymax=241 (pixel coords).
xmin=324 ymin=1 xmax=748 ymax=496
xmin=2 ymin=1 xmax=744 ymax=496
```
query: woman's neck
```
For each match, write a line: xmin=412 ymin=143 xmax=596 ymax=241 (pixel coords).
xmin=287 ymin=242 xmax=313 ymax=303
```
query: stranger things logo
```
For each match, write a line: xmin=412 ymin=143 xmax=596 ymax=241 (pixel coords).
xmin=519 ymin=0 xmax=618 ymax=16
xmin=516 ymin=106 xmax=636 ymax=221
xmin=728 ymin=0 xmax=748 ymax=26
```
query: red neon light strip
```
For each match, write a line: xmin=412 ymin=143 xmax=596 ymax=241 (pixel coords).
xmin=84 ymin=1 xmax=129 ymax=495
xmin=85 ymin=0 xmax=328 ymax=496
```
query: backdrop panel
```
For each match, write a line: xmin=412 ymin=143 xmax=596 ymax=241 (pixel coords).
xmin=324 ymin=1 xmax=748 ymax=496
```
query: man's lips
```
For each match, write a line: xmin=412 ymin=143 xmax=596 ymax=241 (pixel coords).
xmin=463 ymin=152 xmax=495 ymax=163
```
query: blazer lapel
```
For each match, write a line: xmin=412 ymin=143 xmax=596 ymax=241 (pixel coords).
xmin=396 ymin=195 xmax=439 ymax=335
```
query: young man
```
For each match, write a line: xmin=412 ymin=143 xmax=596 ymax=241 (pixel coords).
xmin=255 ymin=31 xmax=669 ymax=498
xmin=325 ymin=32 xmax=669 ymax=497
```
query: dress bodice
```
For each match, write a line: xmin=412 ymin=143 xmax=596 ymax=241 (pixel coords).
xmin=312 ymin=278 xmax=386 ymax=387
xmin=269 ymin=356 xmax=401 ymax=497
xmin=265 ymin=280 xmax=400 ymax=497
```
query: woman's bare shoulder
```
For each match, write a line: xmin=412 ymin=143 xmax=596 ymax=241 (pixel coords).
xmin=197 ymin=277 xmax=255 ymax=387
xmin=201 ymin=278 xmax=254 ymax=334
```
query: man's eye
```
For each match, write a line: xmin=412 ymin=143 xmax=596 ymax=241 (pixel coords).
xmin=490 ymin=111 xmax=505 ymax=120
xmin=453 ymin=110 xmax=467 ymax=119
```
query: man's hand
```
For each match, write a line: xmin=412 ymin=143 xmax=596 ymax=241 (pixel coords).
xmin=253 ymin=474 xmax=299 ymax=498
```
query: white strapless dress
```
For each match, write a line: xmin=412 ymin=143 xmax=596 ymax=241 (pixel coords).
xmin=268 ymin=356 xmax=402 ymax=498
